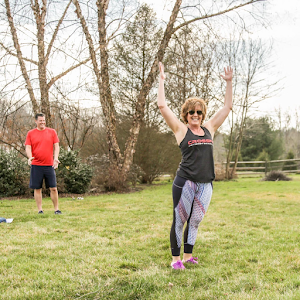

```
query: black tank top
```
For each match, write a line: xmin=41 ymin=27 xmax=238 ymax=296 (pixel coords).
xmin=176 ymin=126 xmax=215 ymax=183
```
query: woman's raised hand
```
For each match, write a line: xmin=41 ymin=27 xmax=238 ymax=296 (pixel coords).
xmin=159 ymin=62 xmax=166 ymax=81
xmin=220 ymin=66 xmax=233 ymax=82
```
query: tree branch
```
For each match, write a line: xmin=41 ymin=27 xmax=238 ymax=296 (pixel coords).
xmin=0 ymin=42 xmax=38 ymax=65
xmin=172 ymin=0 xmax=265 ymax=34
xmin=47 ymin=56 xmax=91 ymax=88
xmin=45 ymin=0 xmax=73 ymax=66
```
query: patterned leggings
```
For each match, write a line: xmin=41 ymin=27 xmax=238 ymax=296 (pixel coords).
xmin=170 ymin=175 xmax=213 ymax=256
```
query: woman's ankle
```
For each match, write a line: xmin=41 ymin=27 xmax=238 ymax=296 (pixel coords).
xmin=172 ymin=256 xmax=181 ymax=263
xmin=183 ymin=253 xmax=192 ymax=261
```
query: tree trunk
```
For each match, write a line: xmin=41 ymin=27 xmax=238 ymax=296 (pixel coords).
xmin=121 ymin=0 xmax=182 ymax=177
xmin=32 ymin=0 xmax=52 ymax=125
xmin=230 ymin=99 xmax=248 ymax=177
xmin=4 ymin=0 xmax=39 ymax=114
xmin=97 ymin=0 xmax=122 ymax=166
xmin=225 ymin=112 xmax=234 ymax=179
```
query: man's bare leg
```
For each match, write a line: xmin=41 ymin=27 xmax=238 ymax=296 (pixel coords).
xmin=34 ymin=189 xmax=43 ymax=212
xmin=49 ymin=187 xmax=59 ymax=211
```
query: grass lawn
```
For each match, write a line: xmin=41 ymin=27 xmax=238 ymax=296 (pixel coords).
xmin=1 ymin=175 xmax=300 ymax=300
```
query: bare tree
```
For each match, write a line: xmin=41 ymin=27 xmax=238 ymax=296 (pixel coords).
xmin=1 ymin=0 xmax=91 ymax=126
xmin=223 ymin=37 xmax=280 ymax=178
xmin=0 ymin=0 xmax=99 ymax=154
xmin=164 ymin=23 xmax=222 ymax=121
xmin=72 ymin=0 xmax=265 ymax=186
xmin=277 ymin=107 xmax=300 ymax=158
xmin=0 ymin=103 xmax=32 ymax=154
xmin=51 ymin=101 xmax=98 ymax=151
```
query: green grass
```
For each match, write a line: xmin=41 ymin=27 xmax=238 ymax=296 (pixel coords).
xmin=1 ymin=175 xmax=300 ymax=299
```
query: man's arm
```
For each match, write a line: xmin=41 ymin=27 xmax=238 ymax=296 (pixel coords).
xmin=53 ymin=143 xmax=60 ymax=169
xmin=25 ymin=145 xmax=34 ymax=166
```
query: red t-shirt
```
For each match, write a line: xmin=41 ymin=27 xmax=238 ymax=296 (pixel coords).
xmin=25 ymin=128 xmax=59 ymax=166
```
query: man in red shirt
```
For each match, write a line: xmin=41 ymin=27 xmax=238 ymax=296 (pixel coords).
xmin=25 ymin=113 xmax=62 ymax=214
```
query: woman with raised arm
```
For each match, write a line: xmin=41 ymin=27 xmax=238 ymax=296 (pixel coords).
xmin=157 ymin=62 xmax=233 ymax=269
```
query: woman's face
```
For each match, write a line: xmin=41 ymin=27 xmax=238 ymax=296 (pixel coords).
xmin=186 ymin=105 xmax=203 ymax=126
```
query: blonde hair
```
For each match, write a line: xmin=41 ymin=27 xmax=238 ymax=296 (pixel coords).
xmin=180 ymin=97 xmax=207 ymax=124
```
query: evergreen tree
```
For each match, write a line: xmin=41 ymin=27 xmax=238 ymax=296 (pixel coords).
xmin=111 ymin=4 xmax=162 ymax=125
xmin=225 ymin=117 xmax=284 ymax=162
xmin=282 ymin=151 xmax=297 ymax=171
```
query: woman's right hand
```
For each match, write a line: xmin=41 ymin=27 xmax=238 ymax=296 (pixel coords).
xmin=159 ymin=62 xmax=165 ymax=81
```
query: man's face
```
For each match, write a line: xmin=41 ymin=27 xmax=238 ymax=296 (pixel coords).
xmin=35 ymin=116 xmax=46 ymax=130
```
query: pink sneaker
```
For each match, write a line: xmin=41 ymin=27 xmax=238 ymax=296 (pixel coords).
xmin=183 ymin=257 xmax=198 ymax=264
xmin=171 ymin=260 xmax=185 ymax=270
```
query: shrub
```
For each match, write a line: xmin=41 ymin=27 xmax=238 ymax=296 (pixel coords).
xmin=214 ymin=163 xmax=226 ymax=181
xmin=282 ymin=151 xmax=297 ymax=171
xmin=56 ymin=148 xmax=93 ymax=194
xmin=127 ymin=164 xmax=145 ymax=187
xmin=263 ymin=171 xmax=292 ymax=181
xmin=0 ymin=150 xmax=29 ymax=196
xmin=133 ymin=126 xmax=181 ymax=184
xmin=87 ymin=154 xmax=144 ymax=191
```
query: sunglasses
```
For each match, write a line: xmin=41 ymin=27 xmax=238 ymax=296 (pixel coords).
xmin=188 ymin=110 xmax=203 ymax=116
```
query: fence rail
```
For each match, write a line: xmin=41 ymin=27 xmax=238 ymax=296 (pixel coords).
xmin=224 ymin=158 xmax=300 ymax=176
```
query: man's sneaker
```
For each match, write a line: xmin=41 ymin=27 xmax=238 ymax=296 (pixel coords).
xmin=54 ymin=210 xmax=62 ymax=215
xmin=183 ymin=257 xmax=198 ymax=264
xmin=171 ymin=260 xmax=185 ymax=270
xmin=38 ymin=210 xmax=44 ymax=214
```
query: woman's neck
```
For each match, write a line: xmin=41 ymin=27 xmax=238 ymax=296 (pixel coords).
xmin=188 ymin=124 xmax=204 ymax=135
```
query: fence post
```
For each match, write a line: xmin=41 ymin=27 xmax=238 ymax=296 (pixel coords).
xmin=265 ymin=160 xmax=268 ymax=176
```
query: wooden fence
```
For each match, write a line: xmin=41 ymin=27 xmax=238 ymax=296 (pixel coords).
xmin=224 ymin=158 xmax=300 ymax=176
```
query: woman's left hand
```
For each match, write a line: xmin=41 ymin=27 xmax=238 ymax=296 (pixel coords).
xmin=159 ymin=62 xmax=166 ymax=81
xmin=220 ymin=66 xmax=233 ymax=82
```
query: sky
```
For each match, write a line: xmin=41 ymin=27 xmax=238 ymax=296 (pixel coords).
xmin=145 ymin=0 xmax=300 ymax=127
xmin=258 ymin=0 xmax=300 ymax=125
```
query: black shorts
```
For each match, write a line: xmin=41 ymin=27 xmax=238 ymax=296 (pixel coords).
xmin=30 ymin=165 xmax=57 ymax=189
